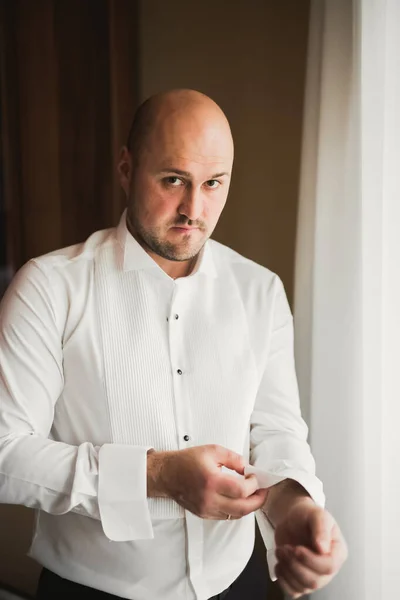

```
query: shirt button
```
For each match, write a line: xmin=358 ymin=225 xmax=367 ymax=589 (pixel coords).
xmin=177 ymin=369 xmax=183 ymax=375
xmin=174 ymin=314 xmax=179 ymax=320
xmin=183 ymin=435 xmax=190 ymax=441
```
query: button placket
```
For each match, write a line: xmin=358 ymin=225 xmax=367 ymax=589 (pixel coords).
xmin=168 ymin=284 xmax=192 ymax=449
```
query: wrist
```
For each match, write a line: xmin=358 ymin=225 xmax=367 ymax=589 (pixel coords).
xmin=146 ymin=450 xmax=174 ymax=498
xmin=263 ymin=479 xmax=314 ymax=528
xmin=146 ymin=450 xmax=164 ymax=498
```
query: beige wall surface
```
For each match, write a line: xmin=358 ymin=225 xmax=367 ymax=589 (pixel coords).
xmin=0 ymin=0 xmax=310 ymax=595
xmin=139 ymin=0 xmax=310 ymax=304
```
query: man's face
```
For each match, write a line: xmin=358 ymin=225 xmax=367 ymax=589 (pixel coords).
xmin=121 ymin=109 xmax=234 ymax=263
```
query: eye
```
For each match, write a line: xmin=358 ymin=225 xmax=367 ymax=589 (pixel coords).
xmin=164 ymin=176 xmax=184 ymax=187
xmin=205 ymin=179 xmax=220 ymax=189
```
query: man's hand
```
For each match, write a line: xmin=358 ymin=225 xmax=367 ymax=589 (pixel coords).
xmin=147 ymin=445 xmax=268 ymax=520
xmin=274 ymin=498 xmax=348 ymax=598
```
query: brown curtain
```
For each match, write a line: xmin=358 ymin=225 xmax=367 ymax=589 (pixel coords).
xmin=0 ymin=1 xmax=139 ymax=593
xmin=0 ymin=0 xmax=139 ymax=272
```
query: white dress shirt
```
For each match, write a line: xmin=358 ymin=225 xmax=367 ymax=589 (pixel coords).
xmin=0 ymin=210 xmax=324 ymax=600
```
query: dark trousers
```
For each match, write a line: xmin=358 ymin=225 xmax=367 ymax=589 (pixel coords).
xmin=36 ymin=568 xmax=231 ymax=600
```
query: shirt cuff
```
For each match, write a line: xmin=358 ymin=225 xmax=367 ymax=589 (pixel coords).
xmin=244 ymin=464 xmax=325 ymax=581
xmin=98 ymin=444 xmax=154 ymax=541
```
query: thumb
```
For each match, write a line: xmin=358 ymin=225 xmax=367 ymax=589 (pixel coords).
xmin=309 ymin=508 xmax=334 ymax=554
xmin=216 ymin=446 xmax=245 ymax=475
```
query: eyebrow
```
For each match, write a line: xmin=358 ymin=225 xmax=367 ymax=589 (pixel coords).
xmin=158 ymin=168 xmax=230 ymax=179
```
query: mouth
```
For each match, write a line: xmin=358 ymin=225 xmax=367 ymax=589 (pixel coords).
xmin=170 ymin=226 xmax=201 ymax=233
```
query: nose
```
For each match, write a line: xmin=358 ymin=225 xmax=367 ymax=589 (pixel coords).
xmin=178 ymin=186 xmax=204 ymax=222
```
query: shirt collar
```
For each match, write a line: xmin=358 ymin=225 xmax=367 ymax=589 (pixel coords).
xmin=116 ymin=209 xmax=217 ymax=279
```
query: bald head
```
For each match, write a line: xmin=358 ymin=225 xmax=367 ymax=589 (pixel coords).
xmin=126 ymin=89 xmax=233 ymax=164
xmin=118 ymin=89 xmax=233 ymax=277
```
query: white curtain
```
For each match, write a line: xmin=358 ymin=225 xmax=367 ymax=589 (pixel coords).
xmin=294 ymin=1 xmax=400 ymax=599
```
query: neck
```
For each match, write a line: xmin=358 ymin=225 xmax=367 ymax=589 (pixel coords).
xmin=151 ymin=252 xmax=197 ymax=280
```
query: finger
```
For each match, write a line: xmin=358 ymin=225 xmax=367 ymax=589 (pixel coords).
xmin=276 ymin=549 xmax=321 ymax=591
xmin=232 ymin=488 xmax=268 ymax=516
xmin=242 ymin=474 xmax=262 ymax=497
xmin=216 ymin=512 xmax=241 ymax=521
xmin=219 ymin=488 xmax=268 ymax=518
xmin=278 ymin=577 xmax=303 ymax=599
xmin=293 ymin=543 xmax=341 ymax=576
xmin=215 ymin=446 xmax=245 ymax=475
xmin=275 ymin=557 xmax=309 ymax=594
xmin=234 ymin=487 xmax=268 ymax=514
xmin=275 ymin=564 xmax=304 ymax=599
xmin=217 ymin=473 xmax=259 ymax=499
xmin=309 ymin=508 xmax=335 ymax=554
xmin=250 ymin=487 xmax=269 ymax=504
xmin=331 ymin=522 xmax=349 ymax=564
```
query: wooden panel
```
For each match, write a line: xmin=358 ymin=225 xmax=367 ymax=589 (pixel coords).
xmin=15 ymin=0 xmax=62 ymax=260
xmin=109 ymin=0 xmax=140 ymax=225
xmin=0 ymin=0 xmax=24 ymax=271
xmin=55 ymin=0 xmax=113 ymax=246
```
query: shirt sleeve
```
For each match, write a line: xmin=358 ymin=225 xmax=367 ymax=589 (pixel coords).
xmin=0 ymin=260 xmax=154 ymax=541
xmin=244 ymin=275 xmax=325 ymax=580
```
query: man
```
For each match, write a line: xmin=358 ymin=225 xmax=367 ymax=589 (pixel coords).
xmin=0 ymin=89 xmax=347 ymax=600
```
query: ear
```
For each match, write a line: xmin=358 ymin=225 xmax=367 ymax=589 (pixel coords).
xmin=117 ymin=146 xmax=133 ymax=197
